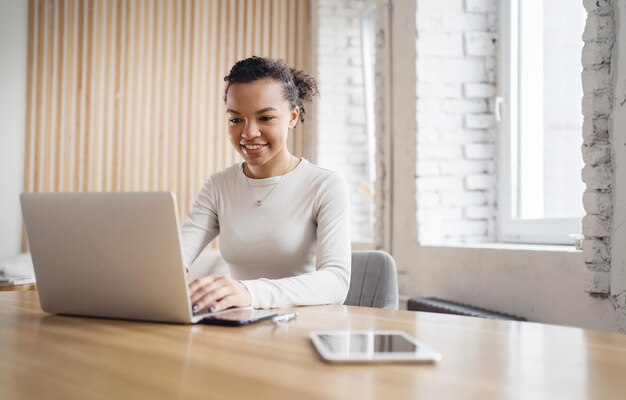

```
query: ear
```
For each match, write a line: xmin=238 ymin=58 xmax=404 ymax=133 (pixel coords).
xmin=289 ymin=106 xmax=300 ymax=129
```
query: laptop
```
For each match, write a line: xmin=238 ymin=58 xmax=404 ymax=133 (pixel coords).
xmin=20 ymin=191 xmax=219 ymax=324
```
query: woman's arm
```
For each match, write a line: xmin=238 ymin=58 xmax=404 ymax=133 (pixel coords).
xmin=180 ymin=179 xmax=220 ymax=269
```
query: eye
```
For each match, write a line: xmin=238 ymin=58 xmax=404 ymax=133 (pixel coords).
xmin=229 ymin=117 xmax=243 ymax=124
xmin=259 ymin=116 xmax=275 ymax=122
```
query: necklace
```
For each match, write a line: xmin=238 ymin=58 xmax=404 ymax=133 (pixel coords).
xmin=244 ymin=156 xmax=294 ymax=207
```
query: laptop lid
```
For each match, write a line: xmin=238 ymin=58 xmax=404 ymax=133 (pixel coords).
xmin=20 ymin=192 xmax=198 ymax=324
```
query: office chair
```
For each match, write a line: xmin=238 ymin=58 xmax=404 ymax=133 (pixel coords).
xmin=344 ymin=251 xmax=399 ymax=309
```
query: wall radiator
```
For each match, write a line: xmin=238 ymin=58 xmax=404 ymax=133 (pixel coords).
xmin=407 ymin=297 xmax=527 ymax=321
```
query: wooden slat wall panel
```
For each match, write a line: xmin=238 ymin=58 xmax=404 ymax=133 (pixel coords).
xmin=25 ymin=0 xmax=309 ymax=219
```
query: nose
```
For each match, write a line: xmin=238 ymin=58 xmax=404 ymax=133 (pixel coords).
xmin=241 ymin=120 xmax=260 ymax=140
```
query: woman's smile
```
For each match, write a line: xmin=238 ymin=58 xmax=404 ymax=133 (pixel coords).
xmin=240 ymin=142 xmax=268 ymax=156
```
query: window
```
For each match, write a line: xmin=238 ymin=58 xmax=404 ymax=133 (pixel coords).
xmin=497 ymin=0 xmax=585 ymax=244
xmin=315 ymin=0 xmax=377 ymax=244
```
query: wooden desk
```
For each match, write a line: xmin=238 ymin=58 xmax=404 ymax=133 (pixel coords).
xmin=0 ymin=283 xmax=36 ymax=291
xmin=0 ymin=291 xmax=624 ymax=400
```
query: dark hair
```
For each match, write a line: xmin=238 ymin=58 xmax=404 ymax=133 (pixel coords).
xmin=224 ymin=56 xmax=318 ymax=124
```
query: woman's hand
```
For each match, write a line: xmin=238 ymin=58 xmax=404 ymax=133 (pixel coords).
xmin=189 ymin=275 xmax=252 ymax=313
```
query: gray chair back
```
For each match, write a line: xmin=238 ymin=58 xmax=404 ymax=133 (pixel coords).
xmin=344 ymin=251 xmax=399 ymax=309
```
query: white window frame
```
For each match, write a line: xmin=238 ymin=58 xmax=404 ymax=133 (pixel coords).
xmin=497 ymin=0 xmax=582 ymax=245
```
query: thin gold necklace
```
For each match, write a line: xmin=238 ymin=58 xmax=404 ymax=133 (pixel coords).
xmin=244 ymin=156 xmax=294 ymax=207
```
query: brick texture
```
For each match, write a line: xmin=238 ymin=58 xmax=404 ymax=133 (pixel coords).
xmin=416 ymin=0 xmax=497 ymax=243
xmin=581 ymin=1 xmax=614 ymax=294
xmin=316 ymin=0 xmax=374 ymax=242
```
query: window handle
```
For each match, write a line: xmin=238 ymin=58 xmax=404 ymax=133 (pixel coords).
xmin=494 ymin=96 xmax=504 ymax=122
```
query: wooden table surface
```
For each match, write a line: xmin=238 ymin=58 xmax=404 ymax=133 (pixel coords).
xmin=0 ymin=291 xmax=625 ymax=400
xmin=0 ymin=283 xmax=36 ymax=291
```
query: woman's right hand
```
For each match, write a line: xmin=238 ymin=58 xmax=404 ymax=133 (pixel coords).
xmin=189 ymin=275 xmax=252 ymax=313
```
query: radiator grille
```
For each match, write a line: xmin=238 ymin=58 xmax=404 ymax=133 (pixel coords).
xmin=407 ymin=297 xmax=526 ymax=321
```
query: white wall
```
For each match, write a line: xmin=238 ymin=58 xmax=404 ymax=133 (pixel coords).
xmin=401 ymin=245 xmax=621 ymax=331
xmin=0 ymin=0 xmax=27 ymax=259
xmin=415 ymin=0 xmax=497 ymax=244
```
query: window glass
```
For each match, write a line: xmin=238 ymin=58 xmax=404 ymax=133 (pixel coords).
xmin=516 ymin=0 xmax=585 ymax=220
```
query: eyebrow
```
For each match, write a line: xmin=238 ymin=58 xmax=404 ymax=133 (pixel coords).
xmin=226 ymin=107 xmax=278 ymax=115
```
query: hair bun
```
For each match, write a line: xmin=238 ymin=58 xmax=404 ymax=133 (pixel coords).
xmin=224 ymin=56 xmax=318 ymax=124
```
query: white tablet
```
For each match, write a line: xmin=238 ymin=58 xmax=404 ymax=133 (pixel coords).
xmin=309 ymin=330 xmax=442 ymax=363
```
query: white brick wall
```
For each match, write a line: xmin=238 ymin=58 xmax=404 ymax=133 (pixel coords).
xmin=415 ymin=0 xmax=497 ymax=244
xmin=316 ymin=0 xmax=374 ymax=242
xmin=581 ymin=0 xmax=614 ymax=293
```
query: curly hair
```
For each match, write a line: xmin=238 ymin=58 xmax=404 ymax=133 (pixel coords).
xmin=223 ymin=56 xmax=318 ymax=124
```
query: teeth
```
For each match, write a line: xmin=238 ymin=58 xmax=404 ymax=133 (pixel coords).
xmin=243 ymin=144 xmax=264 ymax=150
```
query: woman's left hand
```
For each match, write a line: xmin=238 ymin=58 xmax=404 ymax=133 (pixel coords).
xmin=189 ymin=275 xmax=252 ymax=313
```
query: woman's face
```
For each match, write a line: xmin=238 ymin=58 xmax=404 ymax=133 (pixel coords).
xmin=226 ymin=78 xmax=299 ymax=176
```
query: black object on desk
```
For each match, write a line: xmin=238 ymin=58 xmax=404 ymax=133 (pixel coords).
xmin=407 ymin=297 xmax=526 ymax=321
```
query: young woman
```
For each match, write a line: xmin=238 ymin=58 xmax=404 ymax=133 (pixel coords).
xmin=181 ymin=56 xmax=351 ymax=313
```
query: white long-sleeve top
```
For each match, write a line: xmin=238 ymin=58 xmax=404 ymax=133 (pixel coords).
xmin=180 ymin=158 xmax=351 ymax=309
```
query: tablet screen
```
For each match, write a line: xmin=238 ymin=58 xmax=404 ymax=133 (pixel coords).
xmin=316 ymin=332 xmax=417 ymax=353
xmin=309 ymin=330 xmax=442 ymax=362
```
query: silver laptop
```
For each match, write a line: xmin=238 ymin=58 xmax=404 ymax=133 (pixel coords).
xmin=20 ymin=192 xmax=216 ymax=324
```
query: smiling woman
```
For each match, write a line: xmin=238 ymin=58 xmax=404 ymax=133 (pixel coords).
xmin=181 ymin=56 xmax=351 ymax=312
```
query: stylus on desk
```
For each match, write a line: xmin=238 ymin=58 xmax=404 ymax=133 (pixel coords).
xmin=271 ymin=312 xmax=297 ymax=324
